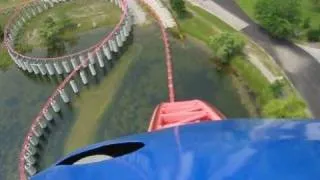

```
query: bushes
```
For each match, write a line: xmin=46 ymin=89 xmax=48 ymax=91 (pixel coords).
xmin=262 ymin=96 xmax=306 ymax=118
xmin=209 ymin=32 xmax=245 ymax=64
xmin=307 ymin=26 xmax=320 ymax=41
xmin=170 ymin=0 xmax=187 ymax=18
xmin=255 ymin=0 xmax=302 ymax=39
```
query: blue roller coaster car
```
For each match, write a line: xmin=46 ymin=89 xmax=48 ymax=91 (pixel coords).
xmin=32 ymin=120 xmax=320 ymax=180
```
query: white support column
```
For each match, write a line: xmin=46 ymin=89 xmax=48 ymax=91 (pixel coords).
xmin=24 ymin=61 xmax=33 ymax=73
xmin=43 ymin=2 xmax=48 ymax=10
xmin=115 ymin=32 xmax=123 ymax=47
xmin=71 ymin=58 xmax=78 ymax=69
xmin=24 ymin=163 xmax=37 ymax=176
xmin=88 ymin=52 xmax=95 ymax=64
xmin=28 ymin=135 xmax=39 ymax=146
xmin=18 ymin=59 xmax=27 ymax=71
xmin=38 ymin=119 xmax=47 ymax=129
xmin=79 ymin=70 xmax=88 ymax=85
xmin=59 ymin=88 xmax=70 ymax=103
xmin=79 ymin=55 xmax=87 ymax=67
xmin=114 ymin=0 xmax=119 ymax=6
xmin=50 ymin=99 xmax=60 ymax=112
xmin=38 ymin=63 xmax=47 ymax=75
xmin=103 ymin=44 xmax=112 ymax=60
xmin=48 ymin=1 xmax=54 ymax=8
xmin=88 ymin=63 xmax=96 ymax=76
xmin=96 ymin=50 xmax=105 ymax=67
xmin=111 ymin=38 xmax=118 ymax=52
xmin=53 ymin=62 xmax=63 ymax=74
xmin=32 ymin=126 xmax=43 ymax=137
xmin=120 ymin=28 xmax=126 ymax=42
xmin=31 ymin=7 xmax=37 ymax=16
xmin=62 ymin=61 xmax=71 ymax=73
xmin=25 ymin=143 xmax=36 ymax=155
xmin=24 ymin=153 xmax=36 ymax=165
xmin=25 ymin=11 xmax=31 ymax=20
xmin=43 ymin=109 xmax=53 ymax=121
xmin=37 ymin=5 xmax=43 ymax=13
xmin=70 ymin=80 xmax=79 ymax=93
xmin=21 ymin=16 xmax=26 ymax=23
xmin=108 ymin=40 xmax=114 ymax=52
xmin=31 ymin=64 xmax=40 ymax=75
xmin=123 ymin=21 xmax=129 ymax=37
xmin=45 ymin=63 xmax=55 ymax=75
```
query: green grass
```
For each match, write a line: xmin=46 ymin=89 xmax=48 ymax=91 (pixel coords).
xmin=231 ymin=55 xmax=273 ymax=105
xmin=0 ymin=47 xmax=12 ymax=69
xmin=20 ymin=0 xmax=121 ymax=47
xmin=0 ymin=0 xmax=23 ymax=9
xmin=177 ymin=3 xmax=308 ymax=117
xmin=237 ymin=0 xmax=320 ymax=29
xmin=179 ymin=3 xmax=235 ymax=43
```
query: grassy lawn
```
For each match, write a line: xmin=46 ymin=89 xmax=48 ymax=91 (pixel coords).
xmin=20 ymin=0 xmax=121 ymax=47
xmin=0 ymin=47 xmax=12 ymax=70
xmin=0 ymin=0 xmax=23 ymax=9
xmin=178 ymin=3 xmax=308 ymax=117
xmin=237 ymin=0 xmax=320 ymax=29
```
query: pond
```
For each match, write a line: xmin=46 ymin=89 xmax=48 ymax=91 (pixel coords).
xmin=0 ymin=23 xmax=248 ymax=180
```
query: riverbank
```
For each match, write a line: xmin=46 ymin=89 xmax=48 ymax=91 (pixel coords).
xmin=174 ymin=3 xmax=309 ymax=117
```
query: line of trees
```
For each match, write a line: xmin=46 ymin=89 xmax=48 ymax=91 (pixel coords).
xmin=254 ymin=0 xmax=320 ymax=41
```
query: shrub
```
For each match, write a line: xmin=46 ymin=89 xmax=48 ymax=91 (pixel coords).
xmin=255 ymin=0 xmax=302 ymax=39
xmin=209 ymin=32 xmax=245 ymax=64
xmin=307 ymin=28 xmax=320 ymax=42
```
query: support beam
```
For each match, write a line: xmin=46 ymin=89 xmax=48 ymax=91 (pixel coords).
xmin=45 ymin=63 xmax=55 ymax=75
xmin=62 ymin=61 xmax=71 ymax=73
xmin=59 ymin=88 xmax=70 ymax=103
xmin=96 ymin=50 xmax=105 ymax=67
xmin=53 ymin=62 xmax=63 ymax=74
xmin=70 ymin=80 xmax=79 ymax=93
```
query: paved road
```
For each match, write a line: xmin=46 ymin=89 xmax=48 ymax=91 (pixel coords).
xmin=212 ymin=0 xmax=320 ymax=118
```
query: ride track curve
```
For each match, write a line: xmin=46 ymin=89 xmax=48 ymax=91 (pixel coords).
xmin=2 ymin=0 xmax=174 ymax=179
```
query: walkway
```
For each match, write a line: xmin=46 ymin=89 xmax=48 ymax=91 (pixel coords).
xmin=207 ymin=0 xmax=320 ymax=118
xmin=143 ymin=0 xmax=176 ymax=28
xmin=188 ymin=0 xmax=277 ymax=83
xmin=128 ymin=0 xmax=146 ymax=25
xmin=297 ymin=44 xmax=320 ymax=64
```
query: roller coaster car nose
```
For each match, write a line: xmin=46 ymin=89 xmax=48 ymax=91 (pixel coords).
xmin=31 ymin=120 xmax=320 ymax=180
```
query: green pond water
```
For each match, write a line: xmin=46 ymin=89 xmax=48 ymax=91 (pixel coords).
xmin=0 ymin=23 xmax=248 ymax=180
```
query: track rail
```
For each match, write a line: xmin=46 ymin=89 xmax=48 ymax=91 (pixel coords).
xmin=138 ymin=0 xmax=175 ymax=102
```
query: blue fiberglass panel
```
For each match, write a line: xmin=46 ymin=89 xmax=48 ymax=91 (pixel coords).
xmin=32 ymin=119 xmax=320 ymax=180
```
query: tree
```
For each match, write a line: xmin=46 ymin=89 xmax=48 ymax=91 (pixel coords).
xmin=262 ymin=96 xmax=306 ymax=118
xmin=255 ymin=0 xmax=302 ymax=39
xmin=170 ymin=0 xmax=187 ymax=18
xmin=39 ymin=17 xmax=62 ymax=46
xmin=209 ymin=32 xmax=245 ymax=64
